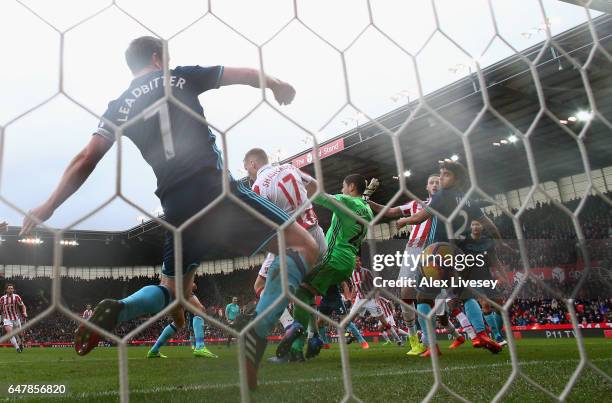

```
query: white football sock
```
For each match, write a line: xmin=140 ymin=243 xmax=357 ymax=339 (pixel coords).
xmin=455 ymin=312 xmax=477 ymax=339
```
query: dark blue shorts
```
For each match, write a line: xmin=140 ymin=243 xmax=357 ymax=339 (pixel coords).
xmin=161 ymin=169 xmax=289 ymax=277
xmin=319 ymin=285 xmax=347 ymax=316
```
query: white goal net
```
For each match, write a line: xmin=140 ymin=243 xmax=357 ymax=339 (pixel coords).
xmin=0 ymin=1 xmax=611 ymax=402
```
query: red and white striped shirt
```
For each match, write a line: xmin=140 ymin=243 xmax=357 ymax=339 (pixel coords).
xmin=0 ymin=294 xmax=24 ymax=321
xmin=252 ymin=164 xmax=318 ymax=230
xmin=351 ymin=266 xmax=375 ymax=300
xmin=378 ymin=297 xmax=395 ymax=318
xmin=83 ymin=309 xmax=93 ymax=320
xmin=398 ymin=198 xmax=433 ymax=248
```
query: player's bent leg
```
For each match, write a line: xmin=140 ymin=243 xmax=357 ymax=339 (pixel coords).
xmin=117 ymin=284 xmax=173 ymax=324
xmin=463 ymin=298 xmax=502 ymax=354
xmin=415 ymin=298 xmax=434 ymax=346
xmin=182 ymin=295 xmax=218 ymax=358
xmin=267 ymin=223 xmax=319 ymax=268
xmin=243 ymin=219 xmax=319 ymax=388
xmin=148 ymin=323 xmax=176 ymax=358
xmin=346 ymin=321 xmax=367 ymax=347
xmin=480 ymin=297 xmax=505 ymax=344
xmin=253 ymin=275 xmax=266 ymax=298
xmin=171 ymin=306 xmax=186 ymax=329
xmin=480 ymin=298 xmax=496 ymax=333
xmin=276 ymin=286 xmax=312 ymax=359
xmin=285 ymin=260 xmax=353 ymax=356
xmin=275 ymin=259 xmax=341 ymax=359
xmin=4 ymin=324 xmax=20 ymax=352
xmin=252 ymin=251 xmax=309 ymax=338
xmin=244 ymin=250 xmax=310 ymax=389
xmin=438 ymin=314 xmax=459 ymax=339
xmin=89 ymin=202 xmax=195 ymax=358
xmin=380 ymin=326 xmax=391 ymax=345
xmin=343 ymin=301 xmax=367 ymax=347
xmin=75 ymin=282 xmax=173 ymax=356
xmin=400 ymin=288 xmax=425 ymax=355
xmin=250 ymin=223 xmax=316 ymax=338
xmin=164 ymin=268 xmax=200 ymax=328
xmin=376 ymin=314 xmax=397 ymax=345
xmin=491 ymin=300 xmax=506 ymax=345
xmin=192 ymin=316 xmax=218 ymax=358
xmin=161 ymin=267 xmax=197 ymax=299
xmin=11 ymin=337 xmax=20 ymax=352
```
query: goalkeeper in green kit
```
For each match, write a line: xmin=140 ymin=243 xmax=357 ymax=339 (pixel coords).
xmin=275 ymin=174 xmax=377 ymax=360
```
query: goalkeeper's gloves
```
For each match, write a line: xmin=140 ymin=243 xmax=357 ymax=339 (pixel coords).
xmin=363 ymin=178 xmax=380 ymax=200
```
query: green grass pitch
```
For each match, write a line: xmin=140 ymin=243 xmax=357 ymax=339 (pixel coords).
xmin=1 ymin=339 xmax=610 ymax=402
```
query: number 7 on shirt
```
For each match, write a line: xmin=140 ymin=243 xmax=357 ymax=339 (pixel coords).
xmin=144 ymin=102 xmax=175 ymax=160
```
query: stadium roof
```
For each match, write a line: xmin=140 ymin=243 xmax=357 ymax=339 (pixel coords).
xmin=287 ymin=14 xmax=612 ymax=207
xmin=3 ymin=15 xmax=611 ymax=266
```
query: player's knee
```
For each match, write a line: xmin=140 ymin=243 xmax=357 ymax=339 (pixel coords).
xmin=402 ymin=306 xmax=416 ymax=325
xmin=253 ymin=276 xmax=265 ymax=295
xmin=174 ymin=316 xmax=186 ymax=329
xmin=285 ymin=224 xmax=318 ymax=266
xmin=493 ymin=299 xmax=504 ymax=312
xmin=400 ymin=287 xmax=415 ymax=302
xmin=189 ymin=300 xmax=205 ymax=314
xmin=159 ymin=278 xmax=176 ymax=298
xmin=299 ymin=282 xmax=317 ymax=299
xmin=447 ymin=298 xmax=461 ymax=312
xmin=479 ymin=298 xmax=492 ymax=314
xmin=171 ymin=308 xmax=186 ymax=328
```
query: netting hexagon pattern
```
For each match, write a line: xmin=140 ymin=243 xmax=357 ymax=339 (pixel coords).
xmin=0 ymin=0 xmax=610 ymax=402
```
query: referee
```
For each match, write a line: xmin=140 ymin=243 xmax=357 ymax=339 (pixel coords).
xmin=225 ymin=297 xmax=240 ymax=346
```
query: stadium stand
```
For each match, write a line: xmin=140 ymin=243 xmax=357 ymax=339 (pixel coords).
xmin=3 ymin=192 xmax=609 ymax=345
xmin=0 ymin=3 xmax=611 ymax=402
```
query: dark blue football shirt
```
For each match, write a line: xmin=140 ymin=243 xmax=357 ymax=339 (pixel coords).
xmin=460 ymin=234 xmax=495 ymax=261
xmin=95 ymin=65 xmax=224 ymax=198
xmin=425 ymin=188 xmax=484 ymax=245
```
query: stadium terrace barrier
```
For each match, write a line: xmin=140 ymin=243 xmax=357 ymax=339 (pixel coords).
xmin=4 ymin=324 xmax=609 ymax=348
xmin=0 ymin=336 xmax=286 ymax=348
xmin=505 ymin=262 xmax=592 ymax=283
xmin=432 ymin=323 xmax=612 ymax=340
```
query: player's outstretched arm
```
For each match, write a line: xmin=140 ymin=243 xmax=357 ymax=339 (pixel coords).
xmin=395 ymin=216 xmax=410 ymax=230
xmin=368 ymin=200 xmax=402 ymax=217
xmin=304 ymin=177 xmax=348 ymax=217
xmin=219 ymin=67 xmax=295 ymax=105
xmin=405 ymin=209 xmax=430 ymax=226
xmin=20 ymin=135 xmax=113 ymax=235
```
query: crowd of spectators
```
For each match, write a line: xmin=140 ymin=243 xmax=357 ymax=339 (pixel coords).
xmin=3 ymin=270 xmax=281 ymax=344
xmin=490 ymin=193 xmax=612 ymax=268
xmin=2 ymin=193 xmax=610 ymax=344
xmin=6 ymin=273 xmax=610 ymax=345
xmin=509 ymin=297 xmax=610 ymax=326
